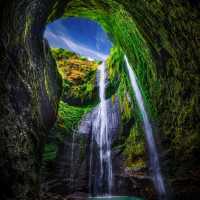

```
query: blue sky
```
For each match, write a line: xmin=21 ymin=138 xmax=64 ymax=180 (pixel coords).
xmin=44 ymin=17 xmax=112 ymax=60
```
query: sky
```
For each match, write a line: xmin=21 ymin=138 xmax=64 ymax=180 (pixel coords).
xmin=44 ymin=17 xmax=113 ymax=60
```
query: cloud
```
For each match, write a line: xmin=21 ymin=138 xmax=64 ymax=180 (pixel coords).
xmin=44 ymin=29 xmax=107 ymax=60
xmin=60 ymin=35 xmax=107 ymax=60
xmin=44 ymin=30 xmax=70 ymax=50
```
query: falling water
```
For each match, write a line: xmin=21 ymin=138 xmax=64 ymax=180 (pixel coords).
xmin=124 ymin=56 xmax=166 ymax=199
xmin=70 ymin=129 xmax=76 ymax=190
xmin=91 ymin=61 xmax=113 ymax=195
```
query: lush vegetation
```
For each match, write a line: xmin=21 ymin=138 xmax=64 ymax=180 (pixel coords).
xmin=44 ymin=1 xmax=200 ymax=195
xmin=1 ymin=0 xmax=199 ymax=199
xmin=43 ymin=45 xmax=148 ymax=175
xmin=123 ymin=124 xmax=146 ymax=169
xmin=53 ymin=3 xmax=159 ymax=173
xmin=107 ymin=46 xmax=146 ymax=171
xmin=57 ymin=1 xmax=158 ymax=120
xmin=51 ymin=48 xmax=100 ymax=105
xmin=43 ymin=101 xmax=92 ymax=161
xmin=43 ymin=49 xmax=98 ymax=162
xmin=51 ymin=48 xmax=76 ymax=60
xmin=47 ymin=4 xmax=162 ymax=174
xmin=52 ymin=2 xmax=200 ymax=191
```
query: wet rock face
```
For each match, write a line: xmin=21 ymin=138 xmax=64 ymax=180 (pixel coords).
xmin=41 ymin=134 xmax=89 ymax=195
xmin=41 ymin=98 xmax=121 ymax=196
xmin=79 ymin=97 xmax=121 ymax=141
xmin=87 ymin=98 xmax=121 ymax=195
xmin=78 ymin=97 xmax=155 ymax=198
xmin=112 ymin=149 xmax=156 ymax=200
xmin=0 ymin=1 xmax=61 ymax=199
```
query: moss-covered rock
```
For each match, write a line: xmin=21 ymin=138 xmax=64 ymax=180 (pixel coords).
xmin=42 ymin=101 xmax=92 ymax=162
xmin=0 ymin=0 xmax=199 ymax=199
xmin=106 ymin=47 xmax=149 ymax=195
xmin=0 ymin=6 xmax=62 ymax=199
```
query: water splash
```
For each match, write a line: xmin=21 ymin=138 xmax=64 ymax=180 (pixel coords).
xmin=124 ymin=55 xmax=166 ymax=199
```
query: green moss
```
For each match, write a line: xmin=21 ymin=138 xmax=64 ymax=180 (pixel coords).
xmin=24 ymin=16 xmax=32 ymax=39
xmin=43 ymin=143 xmax=58 ymax=161
xmin=104 ymin=47 xmax=123 ymax=99
xmin=107 ymin=46 xmax=142 ymax=124
xmin=44 ymin=46 xmax=63 ymax=115
xmin=61 ymin=1 xmax=159 ymax=121
xmin=51 ymin=1 xmax=159 ymax=173
xmin=46 ymin=1 xmax=200 ymax=191
xmin=106 ymin=46 xmax=147 ymax=169
xmin=43 ymin=48 xmax=98 ymax=163
xmin=107 ymin=47 xmax=124 ymax=81
xmin=123 ymin=122 xmax=146 ymax=169
xmin=52 ymin=101 xmax=92 ymax=141
xmin=43 ymin=101 xmax=92 ymax=161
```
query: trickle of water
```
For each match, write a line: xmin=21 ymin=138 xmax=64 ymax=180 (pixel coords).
xmin=124 ymin=55 xmax=166 ymax=199
xmin=69 ymin=128 xmax=77 ymax=191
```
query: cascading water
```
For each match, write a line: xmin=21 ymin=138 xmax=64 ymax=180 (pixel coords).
xmin=90 ymin=61 xmax=113 ymax=196
xmin=124 ymin=55 xmax=166 ymax=199
xmin=69 ymin=129 xmax=76 ymax=190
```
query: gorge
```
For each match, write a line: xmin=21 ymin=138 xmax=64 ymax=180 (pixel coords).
xmin=0 ymin=1 xmax=200 ymax=200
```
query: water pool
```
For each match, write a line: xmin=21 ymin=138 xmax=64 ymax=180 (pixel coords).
xmin=88 ymin=196 xmax=143 ymax=200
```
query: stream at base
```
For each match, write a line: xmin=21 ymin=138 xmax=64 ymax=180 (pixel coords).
xmin=88 ymin=196 xmax=143 ymax=200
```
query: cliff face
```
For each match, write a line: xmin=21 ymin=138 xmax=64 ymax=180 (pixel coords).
xmin=0 ymin=1 xmax=199 ymax=200
xmin=41 ymin=50 xmax=97 ymax=196
xmin=40 ymin=48 xmax=156 ymax=199
xmin=0 ymin=1 xmax=62 ymax=199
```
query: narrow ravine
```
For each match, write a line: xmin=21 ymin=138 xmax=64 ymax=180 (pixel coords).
xmin=124 ymin=56 xmax=166 ymax=200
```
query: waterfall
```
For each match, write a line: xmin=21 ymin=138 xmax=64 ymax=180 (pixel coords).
xmin=124 ymin=55 xmax=166 ymax=199
xmin=70 ymin=130 xmax=76 ymax=190
xmin=90 ymin=61 xmax=113 ymax=195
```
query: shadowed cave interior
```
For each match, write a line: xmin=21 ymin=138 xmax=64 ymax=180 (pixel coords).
xmin=0 ymin=1 xmax=199 ymax=200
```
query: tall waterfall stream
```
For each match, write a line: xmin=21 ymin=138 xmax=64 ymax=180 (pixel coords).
xmin=124 ymin=56 xmax=166 ymax=199
xmin=89 ymin=61 xmax=113 ymax=196
xmin=82 ymin=57 xmax=166 ymax=199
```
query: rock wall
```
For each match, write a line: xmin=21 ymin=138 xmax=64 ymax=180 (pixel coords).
xmin=41 ymin=133 xmax=89 ymax=195
xmin=0 ymin=1 xmax=62 ymax=199
xmin=0 ymin=0 xmax=199 ymax=199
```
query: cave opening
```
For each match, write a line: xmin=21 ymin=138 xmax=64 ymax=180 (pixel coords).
xmin=41 ymin=16 xmax=115 ymax=197
xmin=1 ymin=1 xmax=164 ymax=200
xmin=0 ymin=1 xmax=199 ymax=200
xmin=41 ymin=11 xmax=162 ymax=200
xmin=1 ymin=1 xmax=166 ymax=199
